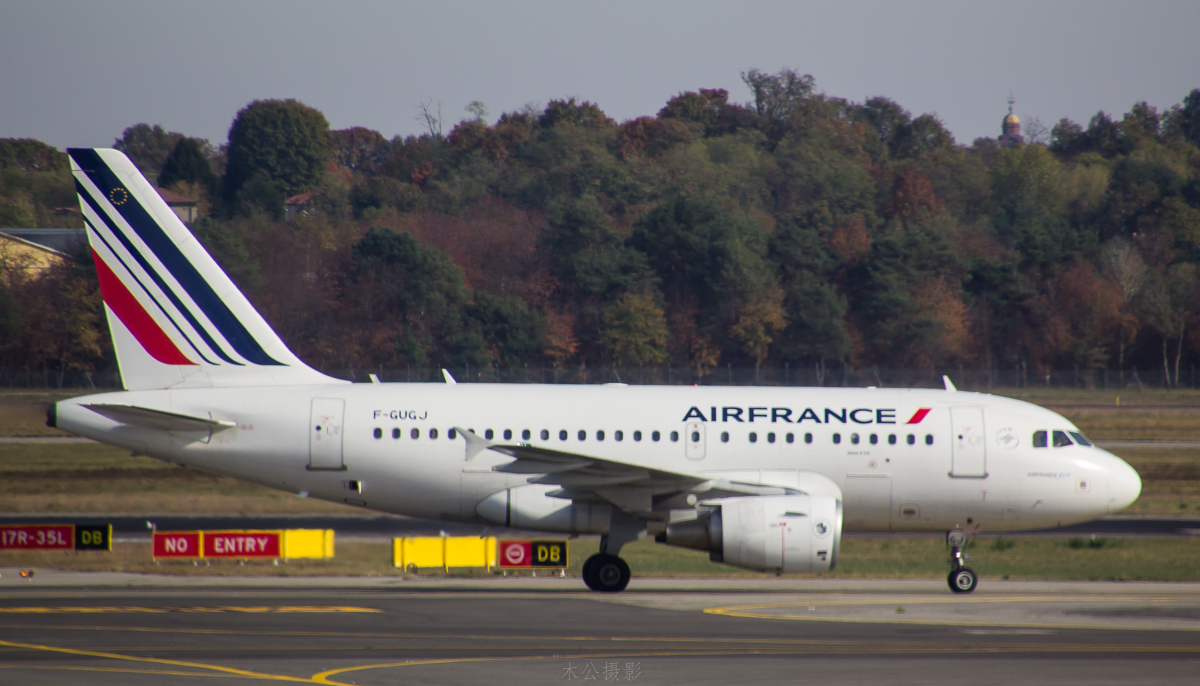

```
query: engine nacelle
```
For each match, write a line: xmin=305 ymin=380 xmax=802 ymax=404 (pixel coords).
xmin=658 ymin=494 xmax=842 ymax=573
xmin=475 ymin=484 xmax=611 ymax=533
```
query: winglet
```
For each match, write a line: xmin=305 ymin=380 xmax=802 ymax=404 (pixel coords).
xmin=943 ymin=375 xmax=957 ymax=392
xmin=443 ymin=369 xmax=457 ymax=385
xmin=454 ymin=426 xmax=490 ymax=461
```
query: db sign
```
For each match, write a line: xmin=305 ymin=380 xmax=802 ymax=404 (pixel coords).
xmin=498 ymin=540 xmax=568 ymax=568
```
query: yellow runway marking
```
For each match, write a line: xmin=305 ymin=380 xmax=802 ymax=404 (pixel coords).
xmin=0 ymin=639 xmax=315 ymax=683
xmin=0 ymin=606 xmax=380 ymax=614
xmin=0 ymin=664 xmax=230 ymax=678
xmin=309 ymin=642 xmax=1200 ymax=685
xmin=704 ymin=594 xmax=1200 ymax=631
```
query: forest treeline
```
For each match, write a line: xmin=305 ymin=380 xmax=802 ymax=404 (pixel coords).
xmin=2 ymin=70 xmax=1200 ymax=385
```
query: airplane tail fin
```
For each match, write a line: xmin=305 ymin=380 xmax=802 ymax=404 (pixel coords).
xmin=69 ymin=148 xmax=342 ymax=390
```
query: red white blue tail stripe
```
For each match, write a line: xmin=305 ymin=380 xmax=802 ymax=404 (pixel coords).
xmin=70 ymin=148 xmax=338 ymax=390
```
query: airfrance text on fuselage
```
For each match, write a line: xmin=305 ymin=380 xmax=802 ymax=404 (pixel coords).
xmin=681 ymin=407 xmax=930 ymax=424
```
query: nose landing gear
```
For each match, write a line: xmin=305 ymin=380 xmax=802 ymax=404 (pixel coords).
xmin=946 ymin=530 xmax=978 ymax=594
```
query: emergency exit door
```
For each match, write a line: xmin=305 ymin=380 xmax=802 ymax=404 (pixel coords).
xmin=950 ymin=406 xmax=987 ymax=478
xmin=309 ymin=398 xmax=345 ymax=470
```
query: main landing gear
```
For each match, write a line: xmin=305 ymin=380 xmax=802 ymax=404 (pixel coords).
xmin=583 ymin=513 xmax=641 ymax=592
xmin=582 ymin=553 xmax=631 ymax=592
xmin=946 ymin=529 xmax=978 ymax=594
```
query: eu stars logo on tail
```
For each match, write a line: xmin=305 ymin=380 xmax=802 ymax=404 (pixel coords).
xmin=69 ymin=148 xmax=341 ymax=391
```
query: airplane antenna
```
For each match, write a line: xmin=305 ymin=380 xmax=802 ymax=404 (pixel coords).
xmin=442 ymin=369 xmax=457 ymax=385
xmin=942 ymin=375 xmax=957 ymax=392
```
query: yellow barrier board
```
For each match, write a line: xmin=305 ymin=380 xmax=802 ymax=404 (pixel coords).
xmin=282 ymin=529 xmax=335 ymax=559
xmin=393 ymin=536 xmax=496 ymax=572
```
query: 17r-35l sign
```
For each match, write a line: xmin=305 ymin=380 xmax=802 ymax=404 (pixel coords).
xmin=0 ymin=524 xmax=111 ymax=551
xmin=498 ymin=540 xmax=568 ymax=568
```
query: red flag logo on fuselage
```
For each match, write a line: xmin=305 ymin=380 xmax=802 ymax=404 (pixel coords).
xmin=906 ymin=408 xmax=932 ymax=424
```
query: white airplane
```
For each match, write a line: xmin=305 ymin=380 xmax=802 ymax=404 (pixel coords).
xmin=50 ymin=149 xmax=1142 ymax=594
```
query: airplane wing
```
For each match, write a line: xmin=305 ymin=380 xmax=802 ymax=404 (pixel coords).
xmin=454 ymin=428 xmax=797 ymax=516
xmin=84 ymin=404 xmax=236 ymax=432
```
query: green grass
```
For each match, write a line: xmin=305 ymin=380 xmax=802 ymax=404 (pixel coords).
xmin=0 ymin=441 xmax=353 ymax=514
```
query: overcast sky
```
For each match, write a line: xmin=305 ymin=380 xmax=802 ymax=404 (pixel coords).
xmin=2 ymin=1 xmax=1198 ymax=150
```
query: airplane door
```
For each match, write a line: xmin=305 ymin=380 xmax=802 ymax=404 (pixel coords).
xmin=950 ymin=406 xmax=987 ymax=478
xmin=842 ymin=475 xmax=892 ymax=531
xmin=309 ymin=398 xmax=345 ymax=470
xmin=685 ymin=422 xmax=705 ymax=460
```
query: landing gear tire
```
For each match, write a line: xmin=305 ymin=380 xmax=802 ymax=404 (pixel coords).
xmin=948 ymin=567 xmax=978 ymax=594
xmin=582 ymin=553 xmax=630 ymax=592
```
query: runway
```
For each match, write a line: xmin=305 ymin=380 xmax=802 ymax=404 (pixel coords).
xmin=2 ymin=578 xmax=1199 ymax=685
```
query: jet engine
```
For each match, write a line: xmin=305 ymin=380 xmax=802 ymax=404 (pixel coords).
xmin=657 ymin=494 xmax=842 ymax=573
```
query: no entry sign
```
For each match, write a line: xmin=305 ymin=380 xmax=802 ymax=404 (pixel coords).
xmin=203 ymin=531 xmax=281 ymax=558
xmin=152 ymin=531 xmax=202 ymax=558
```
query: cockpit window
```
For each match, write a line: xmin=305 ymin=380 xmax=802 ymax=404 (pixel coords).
xmin=1052 ymin=430 xmax=1073 ymax=447
xmin=1068 ymin=431 xmax=1092 ymax=447
xmin=1032 ymin=430 xmax=1047 ymax=448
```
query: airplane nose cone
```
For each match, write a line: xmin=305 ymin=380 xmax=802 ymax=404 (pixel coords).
xmin=1108 ymin=455 xmax=1142 ymax=513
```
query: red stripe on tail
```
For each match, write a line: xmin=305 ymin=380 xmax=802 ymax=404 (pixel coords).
xmin=91 ymin=249 xmax=196 ymax=366
xmin=906 ymin=408 xmax=932 ymax=424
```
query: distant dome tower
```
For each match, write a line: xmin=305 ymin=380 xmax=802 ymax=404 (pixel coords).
xmin=998 ymin=95 xmax=1025 ymax=147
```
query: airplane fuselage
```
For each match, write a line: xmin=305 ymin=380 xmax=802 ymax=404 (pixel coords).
xmin=55 ymin=383 xmax=1142 ymax=534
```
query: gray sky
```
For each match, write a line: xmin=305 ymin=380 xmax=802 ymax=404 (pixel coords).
xmin=3 ymin=0 xmax=1198 ymax=150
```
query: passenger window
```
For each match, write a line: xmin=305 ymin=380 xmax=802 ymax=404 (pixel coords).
xmin=503 ymin=429 xmax=512 ymax=441
xmin=786 ymin=433 xmax=794 ymax=444
xmin=522 ymin=429 xmax=531 ymax=441
xmin=652 ymin=431 xmax=661 ymax=442
xmin=430 ymin=428 xmax=439 ymax=440
xmin=633 ymin=431 xmax=642 ymax=442
xmin=411 ymin=428 xmax=420 ymax=439
xmin=597 ymin=430 xmax=606 ymax=441
xmin=691 ymin=431 xmax=700 ymax=443
xmin=671 ymin=431 xmax=679 ymax=442
xmin=833 ymin=433 xmax=842 ymax=445
xmin=850 ymin=433 xmax=860 ymax=445
xmin=373 ymin=428 xmax=382 ymax=439
xmin=805 ymin=433 xmax=813 ymax=444
xmin=540 ymin=429 xmax=549 ymax=440
xmin=925 ymin=434 xmax=933 ymax=445
xmin=559 ymin=430 xmax=568 ymax=441
xmin=888 ymin=434 xmax=896 ymax=445
xmin=869 ymin=434 xmax=878 ymax=445
xmin=1052 ymin=430 xmax=1072 ymax=447
xmin=721 ymin=432 xmax=729 ymax=443
xmin=1069 ymin=431 xmax=1092 ymax=447
xmin=1032 ymin=430 xmax=1048 ymax=448
xmin=392 ymin=428 xmax=400 ymax=439
xmin=578 ymin=430 xmax=586 ymax=441
xmin=485 ymin=429 xmax=494 ymax=440
xmin=615 ymin=431 xmax=624 ymax=441
xmin=448 ymin=429 xmax=457 ymax=439
xmin=907 ymin=434 xmax=915 ymax=445
xmin=749 ymin=432 xmax=758 ymax=443
xmin=767 ymin=432 xmax=776 ymax=444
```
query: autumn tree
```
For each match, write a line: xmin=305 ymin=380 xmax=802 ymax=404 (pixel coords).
xmin=114 ymin=124 xmax=185 ymax=178
xmin=599 ymin=293 xmax=670 ymax=367
xmin=224 ymin=99 xmax=332 ymax=202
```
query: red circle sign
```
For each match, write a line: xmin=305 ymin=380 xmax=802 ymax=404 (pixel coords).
xmin=504 ymin=542 xmax=527 ymax=565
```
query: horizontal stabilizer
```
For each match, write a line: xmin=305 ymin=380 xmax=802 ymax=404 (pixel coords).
xmin=84 ymin=404 xmax=235 ymax=432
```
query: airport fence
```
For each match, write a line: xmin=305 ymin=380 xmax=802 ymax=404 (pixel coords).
xmin=1 ymin=365 xmax=1193 ymax=391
